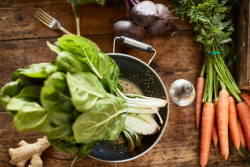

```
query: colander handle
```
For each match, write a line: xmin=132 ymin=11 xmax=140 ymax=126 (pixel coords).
xmin=113 ymin=36 xmax=156 ymax=65
xmin=118 ymin=36 xmax=154 ymax=53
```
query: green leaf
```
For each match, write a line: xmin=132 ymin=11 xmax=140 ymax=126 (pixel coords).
xmin=36 ymin=117 xmax=75 ymax=142
xmin=15 ymin=85 xmax=42 ymax=101
xmin=67 ymin=0 xmax=106 ymax=5
xmin=67 ymin=72 xmax=106 ymax=111
xmin=41 ymin=72 xmax=75 ymax=126
xmin=57 ymin=35 xmax=122 ymax=95
xmin=56 ymin=51 xmax=90 ymax=74
xmin=196 ymin=35 xmax=204 ymax=43
xmin=72 ymin=93 xmax=126 ymax=144
xmin=47 ymin=41 xmax=90 ymax=74
xmin=123 ymin=130 xmax=135 ymax=152
xmin=11 ymin=100 xmax=47 ymax=133
xmin=200 ymin=28 xmax=207 ymax=36
xmin=211 ymin=15 xmax=220 ymax=25
xmin=220 ymin=38 xmax=232 ymax=44
xmin=4 ymin=85 xmax=47 ymax=132
xmin=18 ymin=62 xmax=57 ymax=79
xmin=12 ymin=71 xmax=20 ymax=81
xmin=98 ymin=51 xmax=123 ymax=94
xmin=77 ymin=142 xmax=99 ymax=160
xmin=47 ymin=41 xmax=63 ymax=55
xmin=48 ymin=138 xmax=77 ymax=155
xmin=58 ymin=35 xmax=102 ymax=78
xmin=45 ymin=125 xmax=73 ymax=140
xmin=1 ymin=81 xmax=23 ymax=116
xmin=207 ymin=38 xmax=214 ymax=45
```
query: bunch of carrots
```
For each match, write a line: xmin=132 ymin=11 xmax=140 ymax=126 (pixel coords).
xmin=196 ymin=45 xmax=250 ymax=166
xmin=170 ymin=0 xmax=249 ymax=165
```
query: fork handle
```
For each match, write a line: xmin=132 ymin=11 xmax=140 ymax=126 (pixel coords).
xmin=59 ymin=26 xmax=72 ymax=35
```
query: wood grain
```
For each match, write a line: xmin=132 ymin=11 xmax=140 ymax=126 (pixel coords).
xmin=236 ymin=0 xmax=250 ymax=89
xmin=0 ymin=0 xmax=192 ymax=41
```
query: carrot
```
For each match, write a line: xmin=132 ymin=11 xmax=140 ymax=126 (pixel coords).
xmin=238 ymin=120 xmax=246 ymax=148
xmin=228 ymin=96 xmax=240 ymax=150
xmin=236 ymin=102 xmax=250 ymax=151
xmin=212 ymin=98 xmax=218 ymax=147
xmin=240 ymin=91 xmax=250 ymax=108
xmin=211 ymin=122 xmax=218 ymax=147
xmin=200 ymin=102 xmax=214 ymax=167
xmin=217 ymin=89 xmax=229 ymax=160
xmin=213 ymin=99 xmax=218 ymax=131
xmin=196 ymin=77 xmax=205 ymax=129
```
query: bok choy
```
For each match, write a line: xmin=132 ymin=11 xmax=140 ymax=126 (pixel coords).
xmin=1 ymin=34 xmax=168 ymax=160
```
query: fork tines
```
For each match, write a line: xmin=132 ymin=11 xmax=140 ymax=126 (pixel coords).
xmin=34 ymin=8 xmax=56 ymax=28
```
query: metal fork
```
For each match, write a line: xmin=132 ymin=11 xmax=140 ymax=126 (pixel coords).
xmin=35 ymin=8 xmax=72 ymax=35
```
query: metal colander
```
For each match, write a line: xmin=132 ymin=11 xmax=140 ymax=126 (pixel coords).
xmin=86 ymin=37 xmax=169 ymax=163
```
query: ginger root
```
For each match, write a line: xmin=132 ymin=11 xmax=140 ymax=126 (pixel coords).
xmin=9 ymin=136 xmax=50 ymax=167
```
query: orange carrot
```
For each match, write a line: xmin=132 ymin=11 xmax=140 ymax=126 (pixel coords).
xmin=217 ymin=90 xmax=229 ymax=160
xmin=236 ymin=102 xmax=250 ymax=151
xmin=196 ymin=77 xmax=205 ymax=129
xmin=240 ymin=91 xmax=250 ymax=108
xmin=213 ymin=98 xmax=218 ymax=131
xmin=228 ymin=96 xmax=240 ymax=150
xmin=212 ymin=98 xmax=219 ymax=147
xmin=212 ymin=122 xmax=218 ymax=147
xmin=238 ymin=120 xmax=246 ymax=148
xmin=200 ymin=102 xmax=214 ymax=167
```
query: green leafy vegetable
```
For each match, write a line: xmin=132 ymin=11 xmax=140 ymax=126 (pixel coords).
xmin=58 ymin=35 xmax=102 ymax=77
xmin=73 ymin=94 xmax=126 ymax=143
xmin=47 ymin=42 xmax=90 ymax=73
xmin=1 ymin=81 xmax=23 ymax=116
xmin=67 ymin=72 xmax=106 ymax=111
xmin=12 ymin=85 xmax=41 ymax=102
xmin=12 ymin=100 xmax=47 ymax=133
xmin=36 ymin=117 xmax=75 ymax=143
xmin=17 ymin=62 xmax=57 ymax=79
xmin=47 ymin=41 xmax=63 ymax=54
xmin=71 ymin=72 xmax=126 ymax=143
xmin=41 ymin=72 xmax=75 ymax=126
xmin=48 ymin=138 xmax=77 ymax=155
xmin=1 ymin=34 xmax=168 ymax=161
xmin=77 ymin=142 xmax=99 ymax=160
xmin=56 ymin=35 xmax=122 ymax=94
xmin=57 ymin=51 xmax=90 ymax=73
xmin=3 ymin=85 xmax=47 ymax=132
xmin=123 ymin=130 xmax=135 ymax=152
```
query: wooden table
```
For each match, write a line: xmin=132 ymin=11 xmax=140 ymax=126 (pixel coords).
xmin=0 ymin=0 xmax=246 ymax=166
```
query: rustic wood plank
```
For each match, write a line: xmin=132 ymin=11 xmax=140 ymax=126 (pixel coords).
xmin=236 ymin=0 xmax=250 ymax=89
xmin=0 ymin=0 xmax=192 ymax=40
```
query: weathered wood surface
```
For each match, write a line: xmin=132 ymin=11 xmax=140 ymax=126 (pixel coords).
xmin=236 ymin=0 xmax=250 ymax=89
xmin=0 ymin=0 xmax=192 ymax=41
xmin=0 ymin=0 xmax=247 ymax=166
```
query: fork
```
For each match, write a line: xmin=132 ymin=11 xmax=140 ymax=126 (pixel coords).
xmin=35 ymin=8 xmax=72 ymax=35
